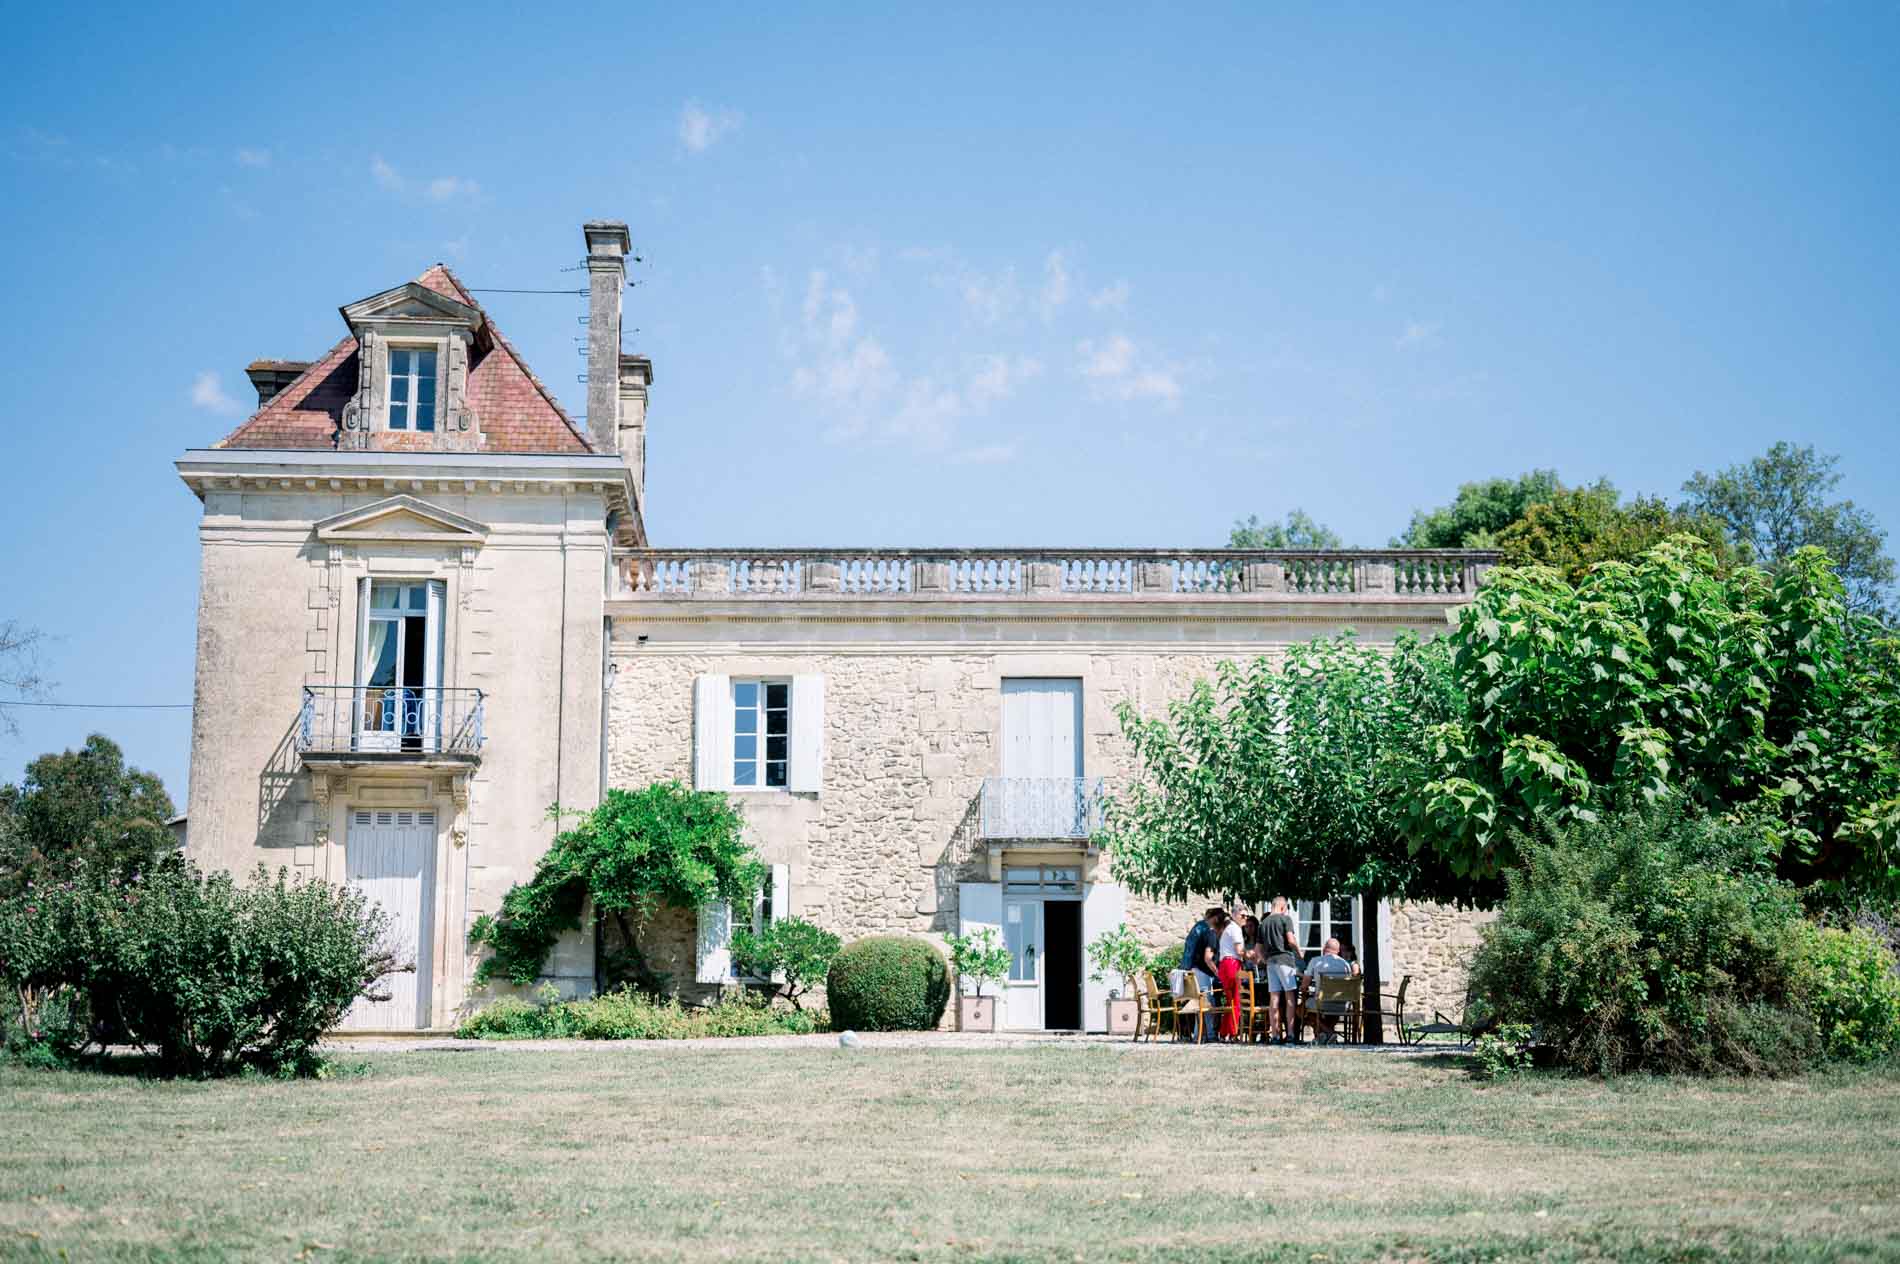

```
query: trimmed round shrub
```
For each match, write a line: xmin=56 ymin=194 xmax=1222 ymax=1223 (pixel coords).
xmin=825 ymin=936 xmax=950 ymax=1032
xmin=1793 ymin=924 xmax=1900 ymax=1064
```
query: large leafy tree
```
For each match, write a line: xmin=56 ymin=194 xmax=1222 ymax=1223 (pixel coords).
xmin=1395 ymin=469 xmax=1562 ymax=549
xmin=1497 ymin=484 xmax=1733 ymax=579
xmin=468 ymin=782 xmax=764 ymax=990
xmin=1103 ymin=634 xmax=1482 ymax=911
xmin=1227 ymin=509 xmax=1344 ymax=550
xmin=1407 ymin=537 xmax=1900 ymax=900
xmin=0 ymin=734 xmax=177 ymax=895
xmin=1681 ymin=441 xmax=1896 ymax=615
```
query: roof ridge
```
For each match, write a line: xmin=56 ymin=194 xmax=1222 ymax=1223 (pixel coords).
xmin=421 ymin=264 xmax=597 ymax=454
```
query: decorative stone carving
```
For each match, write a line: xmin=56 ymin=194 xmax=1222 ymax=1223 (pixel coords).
xmin=806 ymin=562 xmax=841 ymax=592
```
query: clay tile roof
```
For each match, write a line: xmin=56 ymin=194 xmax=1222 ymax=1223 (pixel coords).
xmin=213 ymin=265 xmax=597 ymax=454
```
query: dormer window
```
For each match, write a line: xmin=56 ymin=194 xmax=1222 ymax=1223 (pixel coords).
xmin=388 ymin=347 xmax=438 ymax=431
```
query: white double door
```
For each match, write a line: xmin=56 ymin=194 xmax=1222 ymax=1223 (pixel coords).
xmin=962 ymin=880 xmax=1126 ymax=1032
xmin=1004 ymin=898 xmax=1056 ymax=1030
xmin=339 ymin=808 xmax=437 ymax=1030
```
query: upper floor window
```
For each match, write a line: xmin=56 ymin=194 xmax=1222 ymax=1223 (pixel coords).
xmin=733 ymin=679 xmax=790 ymax=788
xmin=388 ymin=347 xmax=438 ymax=431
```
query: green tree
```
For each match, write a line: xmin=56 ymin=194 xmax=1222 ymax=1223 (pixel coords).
xmin=730 ymin=915 xmax=840 ymax=1010
xmin=468 ymin=782 xmax=765 ymax=990
xmin=1681 ymin=441 xmax=1896 ymax=615
xmin=1104 ymin=634 xmax=1482 ymax=912
xmin=0 ymin=620 xmax=47 ymax=738
xmin=1395 ymin=469 xmax=1563 ymax=549
xmin=0 ymin=734 xmax=176 ymax=895
xmin=1406 ymin=536 xmax=1900 ymax=900
xmin=1227 ymin=510 xmax=1344 ymax=549
xmin=1497 ymin=484 xmax=1733 ymax=579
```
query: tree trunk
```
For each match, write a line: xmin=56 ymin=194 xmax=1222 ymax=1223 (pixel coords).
xmin=1360 ymin=892 xmax=1384 ymax=1044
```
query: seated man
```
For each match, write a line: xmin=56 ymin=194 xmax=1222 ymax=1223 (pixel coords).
xmin=1301 ymin=937 xmax=1356 ymax=1042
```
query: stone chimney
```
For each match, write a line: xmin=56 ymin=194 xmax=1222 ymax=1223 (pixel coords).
xmin=245 ymin=360 xmax=311 ymax=407
xmin=617 ymin=354 xmax=652 ymax=512
xmin=582 ymin=221 xmax=631 ymax=455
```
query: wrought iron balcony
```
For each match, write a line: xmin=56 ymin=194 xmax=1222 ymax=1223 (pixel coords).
xmin=297 ymin=686 xmax=485 ymax=760
xmin=979 ymin=777 xmax=1105 ymax=840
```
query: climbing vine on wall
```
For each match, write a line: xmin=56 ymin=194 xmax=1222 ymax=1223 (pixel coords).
xmin=468 ymin=782 xmax=764 ymax=989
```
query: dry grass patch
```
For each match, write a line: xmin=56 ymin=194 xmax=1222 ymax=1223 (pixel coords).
xmin=0 ymin=1044 xmax=1896 ymax=1261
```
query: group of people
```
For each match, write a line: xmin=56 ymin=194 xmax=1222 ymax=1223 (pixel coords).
xmin=1177 ymin=898 xmax=1360 ymax=1043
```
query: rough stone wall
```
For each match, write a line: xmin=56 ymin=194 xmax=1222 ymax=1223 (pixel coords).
xmin=607 ymin=645 xmax=1293 ymax=1013
xmin=1389 ymin=900 xmax=1494 ymax=1023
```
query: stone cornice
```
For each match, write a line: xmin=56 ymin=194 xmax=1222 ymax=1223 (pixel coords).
xmin=176 ymin=449 xmax=636 ymax=524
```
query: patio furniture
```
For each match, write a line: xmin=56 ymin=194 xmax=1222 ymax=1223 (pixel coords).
xmin=1358 ymin=974 xmax=1413 ymax=1045
xmin=1407 ymin=984 xmax=1494 ymax=1048
xmin=1174 ymin=972 xmax=1230 ymax=1044
xmin=1308 ymin=975 xmax=1362 ymax=1044
xmin=1135 ymin=970 xmax=1177 ymax=1043
xmin=1232 ymin=971 xmax=1269 ymax=1043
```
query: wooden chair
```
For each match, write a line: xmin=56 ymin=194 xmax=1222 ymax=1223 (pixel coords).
xmin=1232 ymin=972 xmax=1269 ymax=1043
xmin=1136 ymin=970 xmax=1177 ymax=1043
xmin=1358 ymin=974 xmax=1412 ymax=1045
xmin=1175 ymin=972 xmax=1231 ymax=1044
xmin=1309 ymin=975 xmax=1363 ymax=1044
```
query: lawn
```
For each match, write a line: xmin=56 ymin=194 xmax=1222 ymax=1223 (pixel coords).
xmin=2 ymin=1041 xmax=1897 ymax=1262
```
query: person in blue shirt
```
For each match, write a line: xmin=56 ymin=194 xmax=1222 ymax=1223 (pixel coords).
xmin=1179 ymin=908 xmax=1224 ymax=1040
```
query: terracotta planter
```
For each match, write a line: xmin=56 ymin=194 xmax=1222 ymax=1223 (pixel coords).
xmin=958 ymin=994 xmax=996 ymax=1032
xmin=1104 ymin=997 xmax=1139 ymax=1036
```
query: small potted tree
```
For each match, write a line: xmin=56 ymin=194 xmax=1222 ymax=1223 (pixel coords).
xmin=945 ymin=928 xmax=1011 ymax=1032
xmin=1087 ymin=923 xmax=1150 ymax=1036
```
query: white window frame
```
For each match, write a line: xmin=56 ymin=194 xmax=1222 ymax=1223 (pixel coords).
xmin=387 ymin=344 xmax=439 ymax=432
xmin=1296 ymin=898 xmax=1362 ymax=963
xmin=730 ymin=678 xmax=792 ymax=790
xmin=697 ymin=863 xmax=789 ymax=984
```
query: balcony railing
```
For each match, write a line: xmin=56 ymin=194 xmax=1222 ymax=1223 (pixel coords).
xmin=614 ymin=548 xmax=1497 ymax=600
xmin=297 ymin=686 xmax=485 ymax=759
xmin=980 ymin=777 xmax=1105 ymax=840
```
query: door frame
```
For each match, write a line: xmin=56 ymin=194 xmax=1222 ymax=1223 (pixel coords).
xmin=1002 ymin=888 xmax=1083 ymax=1031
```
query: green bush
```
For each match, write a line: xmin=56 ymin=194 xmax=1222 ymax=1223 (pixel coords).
xmin=1471 ymin=1021 xmax=1536 ymax=1081
xmin=456 ymin=987 xmax=823 ymax=1040
xmin=730 ymin=916 xmax=840 ymax=1010
xmin=824 ymin=936 xmax=951 ymax=1032
xmin=1468 ymin=804 xmax=1815 ymax=1076
xmin=0 ymin=864 xmax=391 ymax=1077
xmin=1792 ymin=924 xmax=1900 ymax=1063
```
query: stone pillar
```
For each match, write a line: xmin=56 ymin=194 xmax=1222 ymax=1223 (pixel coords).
xmin=692 ymin=559 xmax=731 ymax=595
xmin=1362 ymin=561 xmax=1394 ymax=594
xmin=1026 ymin=561 xmax=1062 ymax=595
xmin=914 ymin=561 xmax=951 ymax=593
xmin=617 ymin=355 xmax=652 ymax=512
xmin=1245 ymin=561 xmax=1286 ymax=593
xmin=1137 ymin=561 xmax=1174 ymax=593
xmin=806 ymin=561 xmax=841 ymax=593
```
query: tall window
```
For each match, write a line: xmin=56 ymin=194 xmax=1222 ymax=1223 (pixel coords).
xmin=388 ymin=347 xmax=438 ymax=431
xmin=732 ymin=680 xmax=790 ymax=788
xmin=1296 ymin=899 xmax=1359 ymax=961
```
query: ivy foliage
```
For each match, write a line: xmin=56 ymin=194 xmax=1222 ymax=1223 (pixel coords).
xmin=468 ymin=782 xmax=764 ymax=987
xmin=1408 ymin=536 xmax=1900 ymax=899
xmin=1103 ymin=633 xmax=1484 ymax=910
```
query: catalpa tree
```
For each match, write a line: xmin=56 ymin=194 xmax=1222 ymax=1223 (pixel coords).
xmin=1408 ymin=537 xmax=1900 ymax=900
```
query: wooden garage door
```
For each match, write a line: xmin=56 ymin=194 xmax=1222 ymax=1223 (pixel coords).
xmin=340 ymin=809 xmax=436 ymax=1031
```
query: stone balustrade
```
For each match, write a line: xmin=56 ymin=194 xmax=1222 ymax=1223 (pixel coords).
xmin=614 ymin=548 xmax=1498 ymax=600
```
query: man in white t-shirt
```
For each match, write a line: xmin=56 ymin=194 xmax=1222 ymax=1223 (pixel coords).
xmin=1302 ymin=938 xmax=1355 ymax=1042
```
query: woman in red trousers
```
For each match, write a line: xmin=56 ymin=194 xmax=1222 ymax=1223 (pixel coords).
xmin=1216 ymin=909 xmax=1246 ymax=1040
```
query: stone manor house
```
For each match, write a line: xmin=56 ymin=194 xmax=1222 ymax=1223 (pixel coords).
xmin=178 ymin=220 xmax=1494 ymax=1034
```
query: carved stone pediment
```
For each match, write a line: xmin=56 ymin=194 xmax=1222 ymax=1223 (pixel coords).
xmin=341 ymin=283 xmax=483 ymax=332
xmin=314 ymin=495 xmax=488 ymax=545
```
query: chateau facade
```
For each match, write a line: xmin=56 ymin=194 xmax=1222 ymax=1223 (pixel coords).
xmin=179 ymin=221 xmax=1491 ymax=1033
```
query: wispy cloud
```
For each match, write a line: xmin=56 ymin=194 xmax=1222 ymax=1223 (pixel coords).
xmin=1076 ymin=334 xmax=1184 ymax=407
xmin=679 ymin=101 xmax=743 ymax=153
xmin=1037 ymin=251 xmax=1070 ymax=322
xmin=959 ymin=267 xmax=1019 ymax=325
xmin=1396 ymin=320 xmax=1440 ymax=349
xmin=190 ymin=371 xmax=242 ymax=417
xmin=235 ymin=147 xmax=270 ymax=168
xmin=370 ymin=156 xmax=479 ymax=202
xmin=950 ymin=442 xmax=1019 ymax=465
xmin=1089 ymin=280 xmax=1130 ymax=312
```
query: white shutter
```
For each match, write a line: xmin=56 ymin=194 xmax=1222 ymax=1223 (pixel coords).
xmin=692 ymin=674 xmax=731 ymax=790
xmin=789 ymin=673 xmax=825 ymax=793
xmin=1081 ymin=880 xmax=1127 ymax=1032
xmin=769 ymin=863 xmax=789 ymax=923
xmin=695 ymin=899 xmax=732 ymax=983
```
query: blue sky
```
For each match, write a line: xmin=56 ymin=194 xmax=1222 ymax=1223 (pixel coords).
xmin=2 ymin=4 xmax=1897 ymax=799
